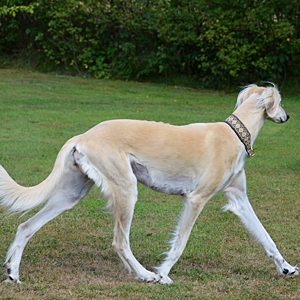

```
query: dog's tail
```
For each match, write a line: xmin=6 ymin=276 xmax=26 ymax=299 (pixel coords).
xmin=0 ymin=137 xmax=79 ymax=216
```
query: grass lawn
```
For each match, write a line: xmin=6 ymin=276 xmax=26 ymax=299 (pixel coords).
xmin=0 ymin=69 xmax=299 ymax=299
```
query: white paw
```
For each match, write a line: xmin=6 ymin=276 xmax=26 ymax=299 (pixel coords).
xmin=159 ymin=275 xmax=173 ymax=284
xmin=282 ymin=265 xmax=299 ymax=278
xmin=4 ymin=264 xmax=21 ymax=284
xmin=136 ymin=272 xmax=162 ymax=283
xmin=3 ymin=277 xmax=22 ymax=284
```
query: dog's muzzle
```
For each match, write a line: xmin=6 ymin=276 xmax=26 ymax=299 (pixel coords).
xmin=281 ymin=113 xmax=290 ymax=123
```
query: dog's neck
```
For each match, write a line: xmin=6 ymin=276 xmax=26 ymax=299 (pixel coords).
xmin=232 ymin=100 xmax=266 ymax=146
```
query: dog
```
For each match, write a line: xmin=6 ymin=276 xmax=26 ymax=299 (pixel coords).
xmin=0 ymin=84 xmax=298 ymax=284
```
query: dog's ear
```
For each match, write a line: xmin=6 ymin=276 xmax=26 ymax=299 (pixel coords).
xmin=236 ymin=84 xmax=264 ymax=108
xmin=236 ymin=85 xmax=253 ymax=108
xmin=261 ymin=87 xmax=280 ymax=118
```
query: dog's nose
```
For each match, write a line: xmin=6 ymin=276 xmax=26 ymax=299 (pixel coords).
xmin=287 ymin=114 xmax=290 ymax=120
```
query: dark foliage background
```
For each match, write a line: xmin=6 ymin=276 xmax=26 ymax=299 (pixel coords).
xmin=0 ymin=0 xmax=299 ymax=87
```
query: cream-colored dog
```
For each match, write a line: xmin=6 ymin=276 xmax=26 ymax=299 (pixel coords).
xmin=0 ymin=84 xmax=298 ymax=284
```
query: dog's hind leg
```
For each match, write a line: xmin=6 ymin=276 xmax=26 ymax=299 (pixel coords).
xmin=3 ymin=166 xmax=94 ymax=283
xmin=109 ymin=173 xmax=163 ymax=283
xmin=223 ymin=169 xmax=299 ymax=278
xmin=73 ymin=146 xmax=162 ymax=282
xmin=155 ymin=193 xmax=210 ymax=284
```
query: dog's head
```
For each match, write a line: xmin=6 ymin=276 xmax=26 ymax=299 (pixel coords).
xmin=236 ymin=84 xmax=289 ymax=123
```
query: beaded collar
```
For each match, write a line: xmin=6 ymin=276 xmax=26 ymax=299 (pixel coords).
xmin=224 ymin=114 xmax=255 ymax=158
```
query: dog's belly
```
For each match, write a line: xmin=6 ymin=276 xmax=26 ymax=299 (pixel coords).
xmin=131 ymin=161 xmax=196 ymax=196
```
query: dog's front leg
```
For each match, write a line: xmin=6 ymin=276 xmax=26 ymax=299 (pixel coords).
xmin=223 ymin=170 xmax=299 ymax=278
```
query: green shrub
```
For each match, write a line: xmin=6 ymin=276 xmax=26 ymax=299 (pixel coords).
xmin=0 ymin=0 xmax=299 ymax=87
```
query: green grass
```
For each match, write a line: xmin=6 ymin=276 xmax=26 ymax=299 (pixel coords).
xmin=0 ymin=69 xmax=299 ymax=299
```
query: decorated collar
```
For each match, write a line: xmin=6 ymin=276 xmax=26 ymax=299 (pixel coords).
xmin=224 ymin=114 xmax=255 ymax=158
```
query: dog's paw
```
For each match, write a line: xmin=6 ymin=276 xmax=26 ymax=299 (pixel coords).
xmin=282 ymin=265 xmax=299 ymax=278
xmin=153 ymin=266 xmax=174 ymax=284
xmin=3 ymin=264 xmax=21 ymax=284
xmin=158 ymin=275 xmax=173 ymax=284
xmin=3 ymin=276 xmax=22 ymax=284
xmin=136 ymin=271 xmax=162 ymax=283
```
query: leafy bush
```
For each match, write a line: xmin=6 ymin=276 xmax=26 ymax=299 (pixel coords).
xmin=0 ymin=0 xmax=299 ymax=87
